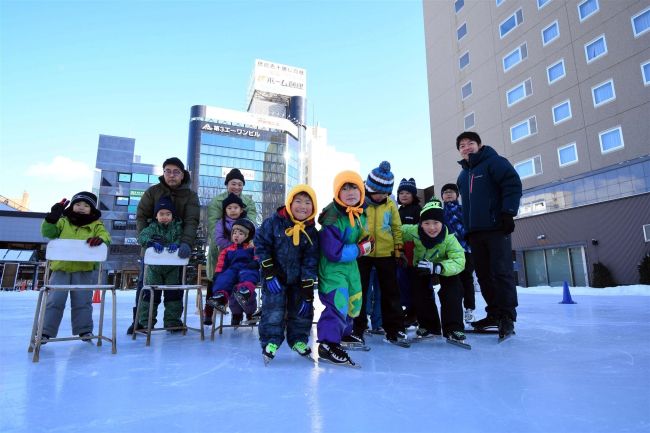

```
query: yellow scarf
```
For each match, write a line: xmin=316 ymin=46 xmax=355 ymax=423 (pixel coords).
xmin=285 ymin=221 xmax=313 ymax=246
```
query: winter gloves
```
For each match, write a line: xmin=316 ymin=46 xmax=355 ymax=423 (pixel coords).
xmin=147 ymin=240 xmax=165 ymax=253
xmin=261 ymin=259 xmax=283 ymax=294
xmin=45 ymin=198 xmax=69 ymax=224
xmin=416 ymin=260 xmax=443 ymax=276
xmin=177 ymin=243 xmax=191 ymax=258
xmin=501 ymin=213 xmax=515 ymax=235
xmin=167 ymin=243 xmax=179 ymax=253
xmin=357 ymin=236 xmax=374 ymax=257
xmin=298 ymin=279 xmax=315 ymax=317
xmin=86 ymin=237 xmax=104 ymax=247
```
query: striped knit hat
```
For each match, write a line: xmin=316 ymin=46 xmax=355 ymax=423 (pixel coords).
xmin=397 ymin=178 xmax=417 ymax=197
xmin=365 ymin=161 xmax=394 ymax=194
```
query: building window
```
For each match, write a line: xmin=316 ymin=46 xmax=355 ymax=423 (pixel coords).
xmin=547 ymin=59 xmax=566 ymax=84
xmin=115 ymin=196 xmax=129 ymax=206
xmin=464 ymin=112 xmax=475 ymax=129
xmin=578 ymin=0 xmax=599 ymax=22
xmin=457 ymin=23 xmax=467 ymax=41
xmin=584 ymin=35 xmax=607 ymax=63
xmin=592 ymin=79 xmax=616 ymax=107
xmin=542 ymin=21 xmax=560 ymax=46
xmin=510 ymin=116 xmax=537 ymax=143
xmin=148 ymin=174 xmax=159 ymax=183
xmin=515 ymin=156 xmax=542 ymax=179
xmin=496 ymin=0 xmax=505 ymax=6
xmin=552 ymin=100 xmax=572 ymax=124
xmin=558 ymin=143 xmax=578 ymax=166
xmin=459 ymin=52 xmax=470 ymax=70
xmin=461 ymin=81 xmax=473 ymax=100
xmin=599 ymin=126 xmax=624 ymax=153
xmin=131 ymin=173 xmax=149 ymax=183
xmin=538 ymin=0 xmax=552 ymax=9
xmin=642 ymin=61 xmax=650 ymax=86
xmin=631 ymin=6 xmax=650 ymax=37
xmin=118 ymin=173 xmax=131 ymax=182
xmin=503 ymin=43 xmax=528 ymax=72
xmin=454 ymin=0 xmax=464 ymax=13
xmin=500 ymin=9 xmax=523 ymax=38
xmin=112 ymin=220 xmax=128 ymax=231
xmin=506 ymin=79 xmax=532 ymax=107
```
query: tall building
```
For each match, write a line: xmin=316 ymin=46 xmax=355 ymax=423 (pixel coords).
xmin=94 ymin=134 xmax=159 ymax=287
xmin=187 ymin=60 xmax=308 ymax=227
xmin=424 ymin=0 xmax=650 ymax=285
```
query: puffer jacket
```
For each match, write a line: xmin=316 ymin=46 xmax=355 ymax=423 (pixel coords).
xmin=364 ymin=196 xmax=403 ymax=257
xmin=254 ymin=207 xmax=319 ymax=285
xmin=41 ymin=218 xmax=111 ymax=272
xmin=401 ymin=224 xmax=466 ymax=277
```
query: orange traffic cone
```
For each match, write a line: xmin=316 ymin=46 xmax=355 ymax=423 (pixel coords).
xmin=92 ymin=290 xmax=101 ymax=304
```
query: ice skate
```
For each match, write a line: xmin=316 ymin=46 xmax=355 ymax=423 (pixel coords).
xmin=206 ymin=292 xmax=229 ymax=315
xmin=292 ymin=341 xmax=315 ymax=362
xmin=242 ymin=308 xmax=261 ymax=326
xmin=445 ymin=330 xmax=471 ymax=350
xmin=262 ymin=342 xmax=278 ymax=366
xmin=384 ymin=331 xmax=411 ymax=348
xmin=365 ymin=327 xmax=385 ymax=336
xmin=79 ymin=332 xmax=94 ymax=343
xmin=411 ymin=328 xmax=439 ymax=342
xmin=317 ymin=342 xmax=360 ymax=368
xmin=470 ymin=315 xmax=498 ymax=332
xmin=497 ymin=316 xmax=515 ymax=343
xmin=341 ymin=333 xmax=370 ymax=351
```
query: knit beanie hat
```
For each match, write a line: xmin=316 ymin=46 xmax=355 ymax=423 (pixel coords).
xmin=420 ymin=199 xmax=444 ymax=223
xmin=284 ymin=184 xmax=317 ymax=246
xmin=163 ymin=157 xmax=185 ymax=172
xmin=441 ymin=183 xmax=459 ymax=195
xmin=365 ymin=161 xmax=394 ymax=194
xmin=224 ymin=168 xmax=246 ymax=186
xmin=397 ymin=178 xmax=418 ymax=197
xmin=222 ymin=193 xmax=246 ymax=212
xmin=68 ymin=191 xmax=101 ymax=218
xmin=231 ymin=218 xmax=255 ymax=244
xmin=154 ymin=195 xmax=177 ymax=218
xmin=456 ymin=131 xmax=482 ymax=150
xmin=332 ymin=170 xmax=365 ymax=226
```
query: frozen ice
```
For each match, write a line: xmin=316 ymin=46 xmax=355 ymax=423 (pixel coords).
xmin=1 ymin=286 xmax=649 ymax=433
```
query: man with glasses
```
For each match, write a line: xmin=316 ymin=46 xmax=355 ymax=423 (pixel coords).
xmin=126 ymin=157 xmax=200 ymax=334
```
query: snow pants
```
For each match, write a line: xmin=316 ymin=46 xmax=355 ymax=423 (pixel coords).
xmin=459 ymin=252 xmax=476 ymax=310
xmin=413 ymin=273 xmax=464 ymax=335
xmin=317 ymin=260 xmax=361 ymax=344
xmin=42 ymin=270 xmax=96 ymax=338
xmin=139 ymin=265 xmax=183 ymax=327
xmin=469 ymin=231 xmax=518 ymax=321
xmin=259 ymin=282 xmax=313 ymax=348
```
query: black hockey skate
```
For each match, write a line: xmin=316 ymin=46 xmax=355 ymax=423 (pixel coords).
xmin=384 ymin=331 xmax=411 ymax=348
xmin=470 ymin=316 xmax=499 ymax=332
xmin=497 ymin=316 xmax=515 ymax=343
xmin=411 ymin=328 xmax=440 ymax=343
xmin=233 ymin=288 xmax=251 ymax=310
xmin=445 ymin=330 xmax=472 ymax=350
xmin=317 ymin=342 xmax=360 ymax=368
xmin=341 ymin=333 xmax=371 ymax=351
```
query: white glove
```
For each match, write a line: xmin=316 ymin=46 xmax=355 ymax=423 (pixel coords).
xmin=417 ymin=260 xmax=442 ymax=275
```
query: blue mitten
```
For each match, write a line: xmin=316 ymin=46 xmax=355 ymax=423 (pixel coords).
xmin=167 ymin=243 xmax=179 ymax=253
xmin=178 ymin=243 xmax=191 ymax=258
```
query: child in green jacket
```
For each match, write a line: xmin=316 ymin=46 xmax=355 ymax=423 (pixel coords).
xmin=137 ymin=196 xmax=185 ymax=329
xmin=401 ymin=199 xmax=467 ymax=343
xmin=40 ymin=192 xmax=111 ymax=342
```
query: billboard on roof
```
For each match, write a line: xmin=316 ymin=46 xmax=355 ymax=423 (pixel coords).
xmin=252 ymin=59 xmax=306 ymax=97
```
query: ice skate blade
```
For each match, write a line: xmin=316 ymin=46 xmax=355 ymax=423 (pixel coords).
xmin=465 ymin=328 xmax=499 ymax=334
xmin=446 ymin=338 xmax=472 ymax=350
xmin=383 ymin=338 xmax=411 ymax=348
xmin=410 ymin=335 xmax=439 ymax=343
xmin=317 ymin=357 xmax=361 ymax=369
xmin=341 ymin=342 xmax=371 ymax=351
xmin=262 ymin=354 xmax=273 ymax=366
xmin=498 ymin=331 xmax=515 ymax=344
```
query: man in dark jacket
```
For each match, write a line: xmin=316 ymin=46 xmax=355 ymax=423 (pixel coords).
xmin=456 ymin=132 xmax=522 ymax=340
xmin=127 ymin=157 xmax=201 ymax=334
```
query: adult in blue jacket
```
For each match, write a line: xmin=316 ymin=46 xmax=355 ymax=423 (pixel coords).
xmin=456 ymin=131 xmax=522 ymax=340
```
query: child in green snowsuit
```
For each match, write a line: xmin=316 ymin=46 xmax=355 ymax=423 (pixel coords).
xmin=137 ymin=196 xmax=184 ymax=328
xmin=316 ymin=170 xmax=373 ymax=366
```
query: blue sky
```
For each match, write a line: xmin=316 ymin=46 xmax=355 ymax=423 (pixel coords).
xmin=0 ymin=0 xmax=433 ymax=212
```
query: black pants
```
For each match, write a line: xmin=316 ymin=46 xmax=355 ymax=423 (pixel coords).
xmin=413 ymin=273 xmax=463 ymax=334
xmin=469 ymin=231 xmax=518 ymax=321
xmin=353 ymin=256 xmax=404 ymax=337
xmin=459 ymin=252 xmax=476 ymax=310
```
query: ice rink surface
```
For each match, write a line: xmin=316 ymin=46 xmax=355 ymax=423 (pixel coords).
xmin=1 ymin=287 xmax=649 ymax=433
